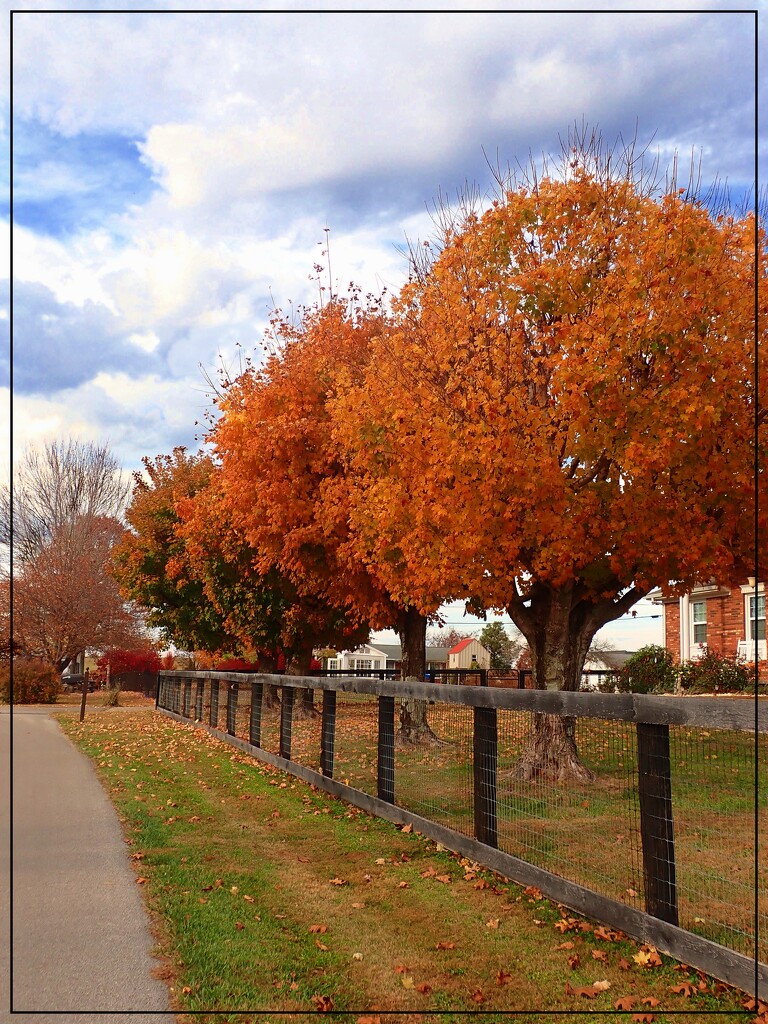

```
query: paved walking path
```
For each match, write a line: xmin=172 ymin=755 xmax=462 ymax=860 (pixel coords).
xmin=1 ymin=706 xmax=171 ymax=1022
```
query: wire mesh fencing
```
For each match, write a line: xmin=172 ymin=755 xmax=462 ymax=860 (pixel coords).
xmin=157 ymin=671 xmax=767 ymax=992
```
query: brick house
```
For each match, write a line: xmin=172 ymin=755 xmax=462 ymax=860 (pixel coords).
xmin=650 ymin=580 xmax=766 ymax=663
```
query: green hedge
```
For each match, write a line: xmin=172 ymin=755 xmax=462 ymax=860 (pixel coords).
xmin=596 ymin=645 xmax=757 ymax=695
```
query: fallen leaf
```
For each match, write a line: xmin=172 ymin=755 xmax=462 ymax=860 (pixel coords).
xmin=436 ymin=874 xmax=451 ymax=884
xmin=496 ymin=969 xmax=511 ymax=986
xmin=524 ymin=886 xmax=542 ymax=899
xmin=243 ymin=894 xmax=255 ymax=903
xmin=669 ymin=982 xmax=696 ymax=997
xmin=471 ymin=989 xmax=485 ymax=1003
xmin=556 ymin=940 xmax=575 ymax=950
xmin=401 ymin=975 xmax=414 ymax=989
xmin=401 ymin=823 xmax=413 ymax=833
xmin=181 ymin=985 xmax=192 ymax=994
xmin=642 ymin=997 xmax=661 ymax=1007
xmin=130 ymin=852 xmax=145 ymax=860
xmin=353 ymin=952 xmax=363 ymax=961
xmin=375 ymin=858 xmax=386 ymax=865
xmin=567 ymin=955 xmax=580 ymax=970
xmin=486 ymin=918 xmax=500 ymax=929
xmin=351 ymin=902 xmax=366 ymax=909
xmin=618 ymin=958 xmax=631 ymax=971
xmin=593 ymin=926 xmax=618 ymax=941
xmin=136 ymin=877 xmax=148 ymax=884
xmin=591 ymin=949 xmax=608 ymax=962
xmin=309 ymin=924 xmax=328 ymax=934
xmin=394 ymin=965 xmax=409 ymax=974
xmin=615 ymin=996 xmax=637 ymax=1010
xmin=421 ymin=867 xmax=437 ymax=878
xmin=632 ymin=1015 xmax=655 ymax=1023
xmin=235 ymin=921 xmax=245 ymax=930
xmin=311 ymin=994 xmax=334 ymax=1012
xmin=329 ymin=877 xmax=347 ymax=886
xmin=565 ymin=982 xmax=599 ymax=998
xmin=592 ymin=979 xmax=611 ymax=992
xmin=398 ymin=881 xmax=409 ymax=889
xmin=436 ymin=941 xmax=456 ymax=950
xmin=356 ymin=1018 xmax=381 ymax=1024
xmin=626 ymin=887 xmax=638 ymax=897
xmin=416 ymin=982 xmax=432 ymax=994
xmin=315 ymin=940 xmax=329 ymax=951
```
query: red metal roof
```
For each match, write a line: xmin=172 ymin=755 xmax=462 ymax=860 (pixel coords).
xmin=448 ymin=638 xmax=475 ymax=654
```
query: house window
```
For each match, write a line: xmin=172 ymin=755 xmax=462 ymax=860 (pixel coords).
xmin=327 ymin=660 xmax=337 ymax=671
xmin=354 ymin=659 xmax=369 ymax=670
xmin=749 ymin=595 xmax=766 ymax=642
xmin=692 ymin=601 xmax=707 ymax=645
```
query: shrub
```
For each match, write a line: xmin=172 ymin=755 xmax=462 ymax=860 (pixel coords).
xmin=611 ymin=645 xmax=677 ymax=695
xmin=678 ymin=649 xmax=753 ymax=694
xmin=0 ymin=658 xmax=62 ymax=704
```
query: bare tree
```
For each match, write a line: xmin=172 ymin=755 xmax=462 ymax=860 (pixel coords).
xmin=7 ymin=440 xmax=139 ymax=672
xmin=3 ymin=439 xmax=128 ymax=565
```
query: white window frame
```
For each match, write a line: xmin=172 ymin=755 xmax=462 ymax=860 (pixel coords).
xmin=691 ymin=600 xmax=707 ymax=648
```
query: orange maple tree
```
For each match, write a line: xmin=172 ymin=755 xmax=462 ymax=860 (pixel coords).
xmin=211 ymin=296 xmax=444 ymax=738
xmin=332 ymin=149 xmax=764 ymax=779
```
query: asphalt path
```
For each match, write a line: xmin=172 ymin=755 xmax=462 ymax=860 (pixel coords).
xmin=1 ymin=705 xmax=172 ymax=1022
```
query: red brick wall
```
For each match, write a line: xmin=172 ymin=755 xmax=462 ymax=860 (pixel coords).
xmin=665 ymin=601 xmax=681 ymax=659
xmin=663 ymin=588 xmax=746 ymax=661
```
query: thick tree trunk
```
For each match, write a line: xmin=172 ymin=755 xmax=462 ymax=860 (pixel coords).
xmin=257 ymin=650 xmax=281 ymax=708
xmin=510 ymin=585 xmax=596 ymax=784
xmin=396 ymin=607 xmax=438 ymax=744
xmin=287 ymin=642 xmax=318 ymax=719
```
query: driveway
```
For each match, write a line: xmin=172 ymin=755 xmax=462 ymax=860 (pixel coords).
xmin=1 ymin=705 xmax=172 ymax=1022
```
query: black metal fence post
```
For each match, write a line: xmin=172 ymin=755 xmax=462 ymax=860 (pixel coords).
xmin=377 ymin=694 xmax=395 ymax=803
xmin=320 ymin=690 xmax=337 ymax=778
xmin=209 ymin=679 xmax=219 ymax=727
xmin=636 ymin=722 xmax=678 ymax=925
xmin=227 ymin=681 xmax=238 ymax=735
xmin=473 ymin=706 xmax=498 ymax=848
xmin=250 ymin=681 xmax=263 ymax=747
xmin=279 ymin=686 xmax=295 ymax=760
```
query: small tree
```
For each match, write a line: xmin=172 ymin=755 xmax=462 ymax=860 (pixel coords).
xmin=479 ymin=621 xmax=523 ymax=671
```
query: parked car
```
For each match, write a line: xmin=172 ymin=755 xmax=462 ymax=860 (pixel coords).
xmin=61 ymin=674 xmax=98 ymax=693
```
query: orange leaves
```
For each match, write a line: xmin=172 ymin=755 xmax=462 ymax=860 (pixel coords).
xmin=311 ymin=994 xmax=334 ymax=1012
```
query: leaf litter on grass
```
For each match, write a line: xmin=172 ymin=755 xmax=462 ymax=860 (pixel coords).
xmin=57 ymin=709 xmax=754 ymax=1022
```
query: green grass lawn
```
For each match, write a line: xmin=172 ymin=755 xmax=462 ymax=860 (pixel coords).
xmin=56 ymin=705 xmax=760 ymax=1024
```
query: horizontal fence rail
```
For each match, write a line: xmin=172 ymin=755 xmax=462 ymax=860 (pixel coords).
xmin=156 ymin=671 xmax=767 ymax=999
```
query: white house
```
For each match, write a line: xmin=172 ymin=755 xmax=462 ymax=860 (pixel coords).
xmin=324 ymin=643 xmax=450 ymax=675
xmin=447 ymin=638 xmax=491 ymax=670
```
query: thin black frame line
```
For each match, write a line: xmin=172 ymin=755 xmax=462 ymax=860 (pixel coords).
xmin=6 ymin=2 xmax=765 ymax=1015
xmin=7 ymin=7 xmax=762 ymax=14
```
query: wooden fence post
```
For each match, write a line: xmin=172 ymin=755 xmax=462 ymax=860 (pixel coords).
xmin=377 ymin=695 xmax=395 ymax=803
xmin=636 ymin=722 xmax=678 ymax=925
xmin=320 ymin=690 xmax=337 ymax=778
xmin=209 ymin=680 xmax=219 ymax=727
xmin=195 ymin=680 xmax=204 ymax=721
xmin=250 ymin=681 xmax=263 ymax=747
xmin=473 ymin=706 xmax=498 ymax=848
xmin=227 ymin=682 xmax=238 ymax=735
xmin=279 ymin=687 xmax=295 ymax=760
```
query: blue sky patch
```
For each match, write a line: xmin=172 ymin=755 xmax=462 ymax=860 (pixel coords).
xmin=12 ymin=118 xmax=156 ymax=238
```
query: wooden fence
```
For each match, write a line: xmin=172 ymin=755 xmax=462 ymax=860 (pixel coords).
xmin=157 ymin=670 xmax=767 ymax=999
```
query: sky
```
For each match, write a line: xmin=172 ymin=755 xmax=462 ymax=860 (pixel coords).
xmin=7 ymin=1 xmax=764 ymax=651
